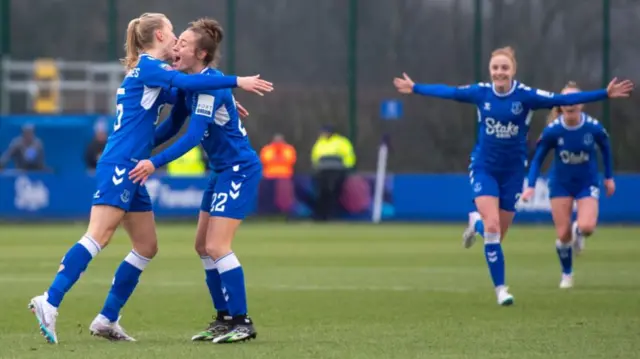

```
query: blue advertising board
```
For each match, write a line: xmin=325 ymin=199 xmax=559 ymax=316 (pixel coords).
xmin=1 ymin=172 xmax=639 ymax=223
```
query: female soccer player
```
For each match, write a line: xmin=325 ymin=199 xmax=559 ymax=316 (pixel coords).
xmin=129 ymin=17 xmax=262 ymax=344
xmin=28 ymin=12 xmax=273 ymax=344
xmin=393 ymin=47 xmax=632 ymax=305
xmin=522 ymin=81 xmax=614 ymax=289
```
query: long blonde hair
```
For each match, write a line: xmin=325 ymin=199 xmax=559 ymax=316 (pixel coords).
xmin=547 ymin=81 xmax=581 ymax=124
xmin=122 ymin=13 xmax=168 ymax=70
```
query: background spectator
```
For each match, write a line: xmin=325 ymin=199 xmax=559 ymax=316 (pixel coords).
xmin=260 ymin=133 xmax=297 ymax=180
xmin=310 ymin=125 xmax=355 ymax=221
xmin=0 ymin=123 xmax=48 ymax=172
xmin=259 ymin=133 xmax=298 ymax=215
xmin=167 ymin=146 xmax=207 ymax=177
xmin=84 ymin=120 xmax=108 ymax=171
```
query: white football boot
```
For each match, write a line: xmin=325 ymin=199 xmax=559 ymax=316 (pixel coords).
xmin=496 ymin=286 xmax=514 ymax=306
xmin=559 ymin=273 xmax=574 ymax=289
xmin=462 ymin=211 xmax=482 ymax=249
xmin=571 ymin=222 xmax=586 ymax=256
xmin=28 ymin=293 xmax=59 ymax=344
xmin=89 ymin=314 xmax=136 ymax=341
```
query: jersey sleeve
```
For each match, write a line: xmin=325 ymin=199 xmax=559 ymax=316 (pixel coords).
xmin=165 ymin=87 xmax=181 ymax=105
xmin=526 ymin=87 xmax=608 ymax=110
xmin=150 ymin=91 xmax=221 ymax=169
xmin=412 ymin=83 xmax=483 ymax=104
xmin=138 ymin=58 xmax=238 ymax=91
xmin=154 ymin=93 xmax=189 ymax=148
xmin=593 ymin=122 xmax=614 ymax=179
xmin=526 ymin=125 xmax=556 ymax=187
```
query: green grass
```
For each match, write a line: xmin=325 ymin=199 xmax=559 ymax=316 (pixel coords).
xmin=1 ymin=222 xmax=639 ymax=359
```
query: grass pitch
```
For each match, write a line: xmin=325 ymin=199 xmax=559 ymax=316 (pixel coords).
xmin=0 ymin=222 xmax=638 ymax=359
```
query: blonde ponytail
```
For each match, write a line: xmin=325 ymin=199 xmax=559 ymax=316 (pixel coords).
xmin=547 ymin=107 xmax=560 ymax=124
xmin=122 ymin=18 xmax=142 ymax=70
xmin=121 ymin=13 xmax=169 ymax=71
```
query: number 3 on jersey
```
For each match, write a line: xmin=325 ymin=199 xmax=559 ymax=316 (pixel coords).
xmin=114 ymin=103 xmax=124 ymax=131
xmin=114 ymin=103 xmax=163 ymax=132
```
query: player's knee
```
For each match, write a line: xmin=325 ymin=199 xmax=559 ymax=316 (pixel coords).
xmin=206 ymin=242 xmax=232 ymax=260
xmin=86 ymin=227 xmax=117 ymax=248
xmin=557 ymin=229 xmax=572 ymax=243
xmin=578 ymin=219 xmax=596 ymax=236
xmin=134 ymin=242 xmax=158 ymax=259
xmin=483 ymin=217 xmax=500 ymax=234
xmin=194 ymin=241 xmax=208 ymax=257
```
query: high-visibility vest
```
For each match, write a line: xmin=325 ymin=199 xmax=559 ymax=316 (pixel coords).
xmin=260 ymin=142 xmax=296 ymax=179
xmin=311 ymin=134 xmax=355 ymax=170
xmin=167 ymin=147 xmax=206 ymax=177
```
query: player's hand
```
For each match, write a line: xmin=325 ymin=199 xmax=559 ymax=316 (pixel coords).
xmin=606 ymin=78 xmax=634 ymax=98
xmin=604 ymin=178 xmax=615 ymax=197
xmin=393 ymin=72 xmax=415 ymax=94
xmin=129 ymin=159 xmax=156 ymax=185
xmin=236 ymin=101 xmax=249 ymax=118
xmin=521 ymin=187 xmax=535 ymax=202
xmin=237 ymin=75 xmax=273 ymax=96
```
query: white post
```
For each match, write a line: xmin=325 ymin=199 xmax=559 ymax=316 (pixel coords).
xmin=372 ymin=141 xmax=388 ymax=223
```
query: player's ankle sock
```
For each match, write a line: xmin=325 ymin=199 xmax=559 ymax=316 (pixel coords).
xmin=216 ymin=252 xmax=247 ymax=317
xmin=474 ymin=219 xmax=485 ymax=238
xmin=201 ymin=255 xmax=229 ymax=314
xmin=47 ymin=235 xmax=101 ymax=307
xmin=100 ymin=250 xmax=150 ymax=322
xmin=217 ymin=311 xmax=231 ymax=321
xmin=556 ymin=239 xmax=573 ymax=275
xmin=232 ymin=314 xmax=251 ymax=325
xmin=484 ymin=233 xmax=505 ymax=287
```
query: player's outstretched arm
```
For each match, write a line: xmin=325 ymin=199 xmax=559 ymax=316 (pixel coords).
xmin=172 ymin=73 xmax=274 ymax=96
xmin=140 ymin=62 xmax=274 ymax=95
xmin=529 ymin=78 xmax=633 ymax=110
xmin=394 ymin=72 xmax=479 ymax=103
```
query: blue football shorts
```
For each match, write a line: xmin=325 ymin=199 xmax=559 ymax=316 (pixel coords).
xmin=200 ymin=161 xmax=262 ymax=220
xmin=92 ymin=162 xmax=152 ymax=212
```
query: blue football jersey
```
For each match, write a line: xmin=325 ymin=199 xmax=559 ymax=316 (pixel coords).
xmin=189 ymin=68 xmax=258 ymax=171
xmin=412 ymin=81 xmax=608 ymax=172
xmin=100 ymin=54 xmax=175 ymax=165
xmin=150 ymin=68 xmax=258 ymax=172
xmin=527 ymin=113 xmax=613 ymax=186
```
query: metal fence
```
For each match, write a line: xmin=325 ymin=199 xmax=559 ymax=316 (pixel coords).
xmin=1 ymin=0 xmax=638 ymax=173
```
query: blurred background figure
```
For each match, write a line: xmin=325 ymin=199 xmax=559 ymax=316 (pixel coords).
xmin=311 ymin=125 xmax=355 ymax=221
xmin=259 ymin=133 xmax=297 ymax=215
xmin=84 ymin=120 xmax=108 ymax=171
xmin=0 ymin=123 xmax=47 ymax=172
xmin=166 ymin=146 xmax=207 ymax=177
xmin=260 ymin=133 xmax=296 ymax=180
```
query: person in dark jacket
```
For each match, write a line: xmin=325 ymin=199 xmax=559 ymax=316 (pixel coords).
xmin=85 ymin=120 xmax=108 ymax=171
xmin=0 ymin=124 xmax=47 ymax=171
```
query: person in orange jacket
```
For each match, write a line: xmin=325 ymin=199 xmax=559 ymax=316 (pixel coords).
xmin=260 ymin=134 xmax=296 ymax=179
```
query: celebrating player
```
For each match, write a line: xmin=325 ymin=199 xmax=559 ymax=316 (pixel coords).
xmin=28 ymin=12 xmax=273 ymax=344
xmin=129 ymin=18 xmax=262 ymax=343
xmin=522 ymin=81 xmax=614 ymax=289
xmin=394 ymin=46 xmax=633 ymax=305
